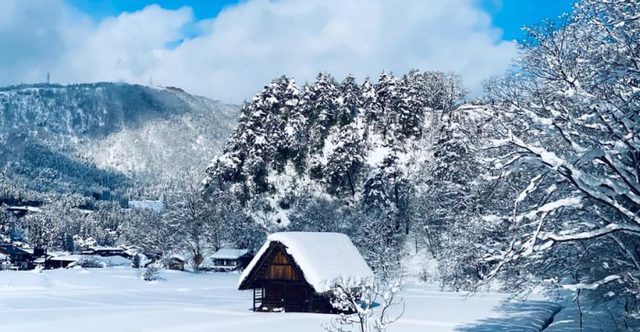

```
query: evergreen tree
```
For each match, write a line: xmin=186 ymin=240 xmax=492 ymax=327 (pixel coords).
xmin=324 ymin=123 xmax=365 ymax=197
xmin=303 ymin=73 xmax=340 ymax=151
xmin=372 ymin=72 xmax=400 ymax=140
xmin=337 ymin=75 xmax=362 ymax=126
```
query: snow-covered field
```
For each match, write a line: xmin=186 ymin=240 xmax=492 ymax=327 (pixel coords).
xmin=0 ymin=267 xmax=593 ymax=332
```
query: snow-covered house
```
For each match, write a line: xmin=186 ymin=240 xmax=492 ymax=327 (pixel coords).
xmin=0 ymin=244 xmax=35 ymax=270
xmin=164 ymin=255 xmax=186 ymax=271
xmin=81 ymin=246 xmax=130 ymax=258
xmin=210 ymin=248 xmax=253 ymax=271
xmin=45 ymin=254 xmax=82 ymax=269
xmin=238 ymin=232 xmax=374 ymax=313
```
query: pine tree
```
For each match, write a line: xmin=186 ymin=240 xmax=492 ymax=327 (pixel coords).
xmin=324 ymin=123 xmax=365 ymax=197
xmin=337 ymin=75 xmax=362 ymax=126
xmin=395 ymin=71 xmax=427 ymax=140
xmin=372 ymin=72 xmax=400 ymax=140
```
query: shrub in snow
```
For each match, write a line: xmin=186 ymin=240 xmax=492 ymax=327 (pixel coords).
xmin=77 ymin=256 xmax=105 ymax=269
xmin=142 ymin=265 xmax=160 ymax=281
xmin=325 ymin=279 xmax=403 ymax=332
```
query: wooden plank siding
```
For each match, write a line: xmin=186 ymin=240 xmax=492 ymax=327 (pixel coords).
xmin=264 ymin=251 xmax=299 ymax=280
xmin=241 ymin=242 xmax=335 ymax=313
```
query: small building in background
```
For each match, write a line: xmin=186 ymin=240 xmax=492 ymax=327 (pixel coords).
xmin=45 ymin=254 xmax=81 ymax=269
xmin=164 ymin=255 xmax=186 ymax=271
xmin=0 ymin=244 xmax=35 ymax=270
xmin=211 ymin=248 xmax=253 ymax=271
xmin=81 ymin=246 xmax=130 ymax=258
xmin=238 ymin=232 xmax=374 ymax=313
xmin=5 ymin=205 xmax=42 ymax=218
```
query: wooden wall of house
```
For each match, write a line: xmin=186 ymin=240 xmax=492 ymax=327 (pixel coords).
xmin=247 ymin=244 xmax=337 ymax=313
xmin=264 ymin=250 xmax=299 ymax=281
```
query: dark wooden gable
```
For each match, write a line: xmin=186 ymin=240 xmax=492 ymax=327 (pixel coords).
xmin=239 ymin=241 xmax=338 ymax=313
xmin=238 ymin=242 xmax=307 ymax=290
xmin=264 ymin=249 xmax=300 ymax=281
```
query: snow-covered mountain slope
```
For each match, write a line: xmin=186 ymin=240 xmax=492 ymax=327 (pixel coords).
xmin=81 ymin=86 xmax=239 ymax=184
xmin=0 ymin=83 xmax=239 ymax=199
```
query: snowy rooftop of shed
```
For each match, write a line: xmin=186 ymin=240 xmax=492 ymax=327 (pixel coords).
xmin=6 ymin=206 xmax=42 ymax=213
xmin=212 ymin=248 xmax=250 ymax=260
xmin=238 ymin=232 xmax=374 ymax=293
xmin=48 ymin=254 xmax=82 ymax=262
xmin=88 ymin=246 xmax=125 ymax=251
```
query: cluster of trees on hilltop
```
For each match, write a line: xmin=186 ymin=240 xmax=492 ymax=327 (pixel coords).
xmin=203 ymin=69 xmax=467 ymax=277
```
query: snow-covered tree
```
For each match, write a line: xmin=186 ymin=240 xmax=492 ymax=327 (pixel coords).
xmin=325 ymin=123 xmax=366 ymax=197
xmin=304 ymin=73 xmax=341 ymax=152
xmin=326 ymin=279 xmax=403 ymax=332
xmin=481 ymin=0 xmax=640 ymax=321
xmin=337 ymin=75 xmax=362 ymax=126
xmin=165 ymin=177 xmax=224 ymax=272
xmin=372 ymin=73 xmax=400 ymax=140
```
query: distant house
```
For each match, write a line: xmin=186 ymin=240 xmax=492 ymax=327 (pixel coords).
xmin=45 ymin=254 xmax=81 ymax=269
xmin=6 ymin=205 xmax=42 ymax=218
xmin=164 ymin=256 xmax=186 ymax=271
xmin=211 ymin=248 xmax=253 ymax=271
xmin=0 ymin=244 xmax=35 ymax=270
xmin=81 ymin=246 xmax=130 ymax=258
xmin=238 ymin=232 xmax=374 ymax=313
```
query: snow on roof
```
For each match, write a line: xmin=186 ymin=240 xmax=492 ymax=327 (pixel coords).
xmin=0 ymin=244 xmax=32 ymax=256
xmin=49 ymin=255 xmax=82 ymax=262
xmin=239 ymin=232 xmax=374 ymax=293
xmin=129 ymin=200 xmax=164 ymax=212
xmin=212 ymin=248 xmax=250 ymax=260
xmin=88 ymin=246 xmax=125 ymax=251
xmin=6 ymin=206 xmax=42 ymax=213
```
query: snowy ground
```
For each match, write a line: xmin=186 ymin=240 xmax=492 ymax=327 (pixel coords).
xmin=0 ymin=267 xmax=609 ymax=331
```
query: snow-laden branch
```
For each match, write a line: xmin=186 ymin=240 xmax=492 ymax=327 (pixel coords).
xmin=516 ymin=196 xmax=583 ymax=222
xmin=538 ymin=223 xmax=640 ymax=244
xmin=562 ymin=275 xmax=621 ymax=291
xmin=504 ymin=134 xmax=640 ymax=225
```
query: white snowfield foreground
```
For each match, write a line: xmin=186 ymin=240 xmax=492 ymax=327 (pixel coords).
xmin=0 ymin=267 xmax=608 ymax=332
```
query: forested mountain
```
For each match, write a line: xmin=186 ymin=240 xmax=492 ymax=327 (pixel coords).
xmin=203 ymin=70 xmax=471 ymax=278
xmin=0 ymin=83 xmax=238 ymax=202
xmin=204 ymin=71 xmax=466 ymax=229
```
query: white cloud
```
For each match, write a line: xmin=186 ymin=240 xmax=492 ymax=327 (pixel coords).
xmin=0 ymin=0 xmax=517 ymax=102
xmin=0 ymin=0 xmax=91 ymax=84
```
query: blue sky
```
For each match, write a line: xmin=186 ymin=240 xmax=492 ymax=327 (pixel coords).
xmin=70 ymin=0 xmax=576 ymax=42
xmin=480 ymin=0 xmax=574 ymax=40
xmin=1 ymin=0 xmax=577 ymax=102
